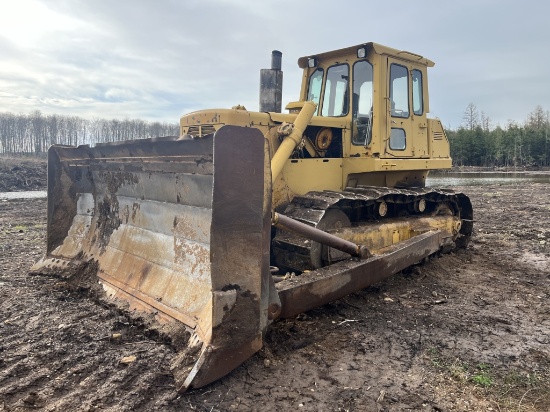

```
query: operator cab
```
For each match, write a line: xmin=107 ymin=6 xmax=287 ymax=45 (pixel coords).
xmin=297 ymin=42 xmax=434 ymax=159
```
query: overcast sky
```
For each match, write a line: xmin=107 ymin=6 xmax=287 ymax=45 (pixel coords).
xmin=0 ymin=0 xmax=548 ymax=129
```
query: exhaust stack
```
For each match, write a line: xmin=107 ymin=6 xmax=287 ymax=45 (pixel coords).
xmin=259 ymin=50 xmax=283 ymax=113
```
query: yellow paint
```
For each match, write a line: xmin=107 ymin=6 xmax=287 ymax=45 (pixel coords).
xmin=282 ymin=158 xmax=343 ymax=194
xmin=330 ymin=214 xmax=458 ymax=254
xmin=271 ymin=101 xmax=317 ymax=183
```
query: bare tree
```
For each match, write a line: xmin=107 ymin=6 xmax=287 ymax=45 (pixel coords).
xmin=480 ymin=111 xmax=491 ymax=132
xmin=462 ymin=102 xmax=479 ymax=130
xmin=0 ymin=110 xmax=178 ymax=155
xmin=526 ymin=105 xmax=548 ymax=130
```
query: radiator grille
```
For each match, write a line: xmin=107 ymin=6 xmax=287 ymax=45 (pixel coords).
xmin=187 ymin=126 xmax=200 ymax=137
xmin=186 ymin=124 xmax=217 ymax=137
xmin=433 ymin=131 xmax=444 ymax=140
xmin=201 ymin=125 xmax=216 ymax=135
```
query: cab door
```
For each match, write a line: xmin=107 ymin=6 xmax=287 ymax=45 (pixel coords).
xmin=383 ymin=58 xmax=414 ymax=157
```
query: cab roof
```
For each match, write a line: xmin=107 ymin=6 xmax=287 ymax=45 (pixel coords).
xmin=297 ymin=42 xmax=435 ymax=68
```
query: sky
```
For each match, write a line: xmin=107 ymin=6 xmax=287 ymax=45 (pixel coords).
xmin=0 ymin=0 xmax=549 ymax=129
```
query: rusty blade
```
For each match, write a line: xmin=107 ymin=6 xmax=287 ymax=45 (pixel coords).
xmin=35 ymin=135 xmax=217 ymax=335
xmin=32 ymin=126 xmax=277 ymax=392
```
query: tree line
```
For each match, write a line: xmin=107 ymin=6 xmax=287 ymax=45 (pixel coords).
xmin=2 ymin=106 xmax=550 ymax=167
xmin=0 ymin=110 xmax=179 ymax=155
xmin=447 ymin=104 xmax=550 ymax=167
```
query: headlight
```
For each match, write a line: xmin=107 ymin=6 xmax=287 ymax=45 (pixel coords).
xmin=357 ymin=47 xmax=366 ymax=58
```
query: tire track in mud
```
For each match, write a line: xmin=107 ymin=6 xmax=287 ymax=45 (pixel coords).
xmin=0 ymin=269 xmax=178 ymax=411
xmin=0 ymin=200 xmax=179 ymax=411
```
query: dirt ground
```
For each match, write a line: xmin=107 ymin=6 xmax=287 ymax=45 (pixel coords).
xmin=0 ymin=158 xmax=46 ymax=192
xmin=0 ymin=160 xmax=549 ymax=411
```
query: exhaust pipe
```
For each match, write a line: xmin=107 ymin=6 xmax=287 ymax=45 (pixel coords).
xmin=259 ymin=50 xmax=283 ymax=113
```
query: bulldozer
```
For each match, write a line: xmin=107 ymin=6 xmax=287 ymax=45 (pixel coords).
xmin=32 ymin=42 xmax=472 ymax=392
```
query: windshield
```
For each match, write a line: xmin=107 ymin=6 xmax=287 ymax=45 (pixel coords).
xmin=321 ymin=64 xmax=349 ymax=117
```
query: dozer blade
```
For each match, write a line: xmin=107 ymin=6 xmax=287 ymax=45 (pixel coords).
xmin=31 ymin=125 xmax=278 ymax=391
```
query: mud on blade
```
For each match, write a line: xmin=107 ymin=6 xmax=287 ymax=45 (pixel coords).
xmin=31 ymin=126 xmax=277 ymax=391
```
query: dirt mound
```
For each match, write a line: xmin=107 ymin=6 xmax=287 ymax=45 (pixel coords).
xmin=0 ymin=180 xmax=549 ymax=411
xmin=0 ymin=158 xmax=47 ymax=192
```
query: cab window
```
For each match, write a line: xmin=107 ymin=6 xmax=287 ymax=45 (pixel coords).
xmin=352 ymin=60 xmax=373 ymax=145
xmin=412 ymin=69 xmax=423 ymax=115
xmin=389 ymin=128 xmax=406 ymax=150
xmin=390 ymin=64 xmax=409 ymax=118
xmin=307 ymin=68 xmax=323 ymax=116
xmin=321 ymin=64 xmax=349 ymax=117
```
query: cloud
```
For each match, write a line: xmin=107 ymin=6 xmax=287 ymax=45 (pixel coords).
xmin=0 ymin=0 xmax=549 ymax=128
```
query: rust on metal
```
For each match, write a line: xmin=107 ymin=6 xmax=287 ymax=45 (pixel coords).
xmin=173 ymin=125 xmax=276 ymax=391
xmin=275 ymin=230 xmax=442 ymax=319
xmin=97 ymin=271 xmax=199 ymax=328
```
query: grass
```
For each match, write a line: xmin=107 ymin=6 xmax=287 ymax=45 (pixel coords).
xmin=471 ymin=363 xmax=493 ymax=387
xmin=449 ymin=360 xmax=469 ymax=383
xmin=1 ymin=223 xmax=45 ymax=236
xmin=425 ymin=349 xmax=550 ymax=411
xmin=472 ymin=372 xmax=493 ymax=387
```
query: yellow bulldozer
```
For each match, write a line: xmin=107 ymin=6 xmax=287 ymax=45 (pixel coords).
xmin=32 ymin=42 xmax=472 ymax=391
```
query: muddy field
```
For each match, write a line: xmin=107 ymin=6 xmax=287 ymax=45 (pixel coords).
xmin=0 ymin=160 xmax=549 ymax=411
